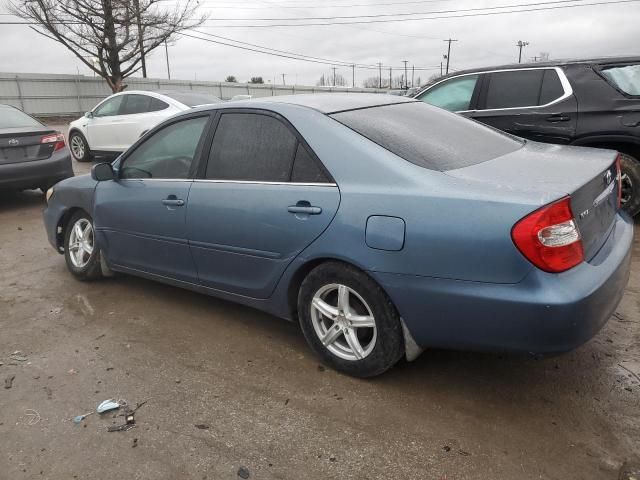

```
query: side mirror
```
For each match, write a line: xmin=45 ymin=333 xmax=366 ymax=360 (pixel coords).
xmin=91 ymin=162 xmax=115 ymax=182
xmin=84 ymin=111 xmax=93 ymax=118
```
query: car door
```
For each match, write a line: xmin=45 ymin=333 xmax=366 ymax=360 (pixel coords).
xmin=116 ymin=94 xmax=174 ymax=148
xmin=93 ymin=114 xmax=211 ymax=283
xmin=415 ymin=73 xmax=481 ymax=118
xmin=86 ymin=95 xmax=126 ymax=151
xmin=187 ymin=110 xmax=340 ymax=299
xmin=470 ymin=68 xmax=578 ymax=144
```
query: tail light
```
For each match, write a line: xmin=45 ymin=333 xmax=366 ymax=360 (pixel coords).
xmin=511 ymin=196 xmax=584 ymax=273
xmin=41 ymin=133 xmax=66 ymax=152
xmin=615 ymin=154 xmax=622 ymax=209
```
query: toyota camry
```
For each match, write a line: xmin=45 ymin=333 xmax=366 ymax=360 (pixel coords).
xmin=43 ymin=94 xmax=633 ymax=377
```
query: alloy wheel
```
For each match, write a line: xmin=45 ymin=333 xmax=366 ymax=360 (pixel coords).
xmin=310 ymin=283 xmax=377 ymax=361
xmin=68 ymin=218 xmax=94 ymax=268
xmin=70 ymin=135 xmax=85 ymax=159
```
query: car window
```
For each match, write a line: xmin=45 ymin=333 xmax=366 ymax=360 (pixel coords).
xmin=206 ymin=113 xmax=297 ymax=182
xmin=120 ymin=94 xmax=152 ymax=115
xmin=485 ymin=70 xmax=545 ymax=109
xmin=291 ymin=143 xmax=331 ymax=183
xmin=332 ymin=102 xmax=523 ymax=171
xmin=539 ymin=69 xmax=565 ymax=104
xmin=600 ymin=64 xmax=640 ymax=95
xmin=0 ymin=105 xmax=42 ymax=128
xmin=149 ymin=97 xmax=170 ymax=112
xmin=416 ymin=75 xmax=479 ymax=112
xmin=120 ymin=116 xmax=208 ymax=179
xmin=93 ymin=96 xmax=124 ymax=117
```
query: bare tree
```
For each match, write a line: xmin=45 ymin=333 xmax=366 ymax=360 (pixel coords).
xmin=10 ymin=0 xmax=206 ymax=92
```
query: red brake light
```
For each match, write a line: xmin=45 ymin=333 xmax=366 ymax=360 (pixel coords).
xmin=615 ymin=154 xmax=622 ymax=209
xmin=41 ymin=133 xmax=66 ymax=152
xmin=511 ymin=196 xmax=584 ymax=273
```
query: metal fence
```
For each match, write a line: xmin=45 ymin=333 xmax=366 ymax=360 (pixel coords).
xmin=0 ymin=72 xmax=388 ymax=117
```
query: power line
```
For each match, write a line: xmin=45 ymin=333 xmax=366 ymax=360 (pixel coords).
xmin=158 ymin=0 xmax=459 ymax=8
xmin=191 ymin=0 xmax=640 ymax=27
xmin=202 ymin=0 xmax=596 ymax=21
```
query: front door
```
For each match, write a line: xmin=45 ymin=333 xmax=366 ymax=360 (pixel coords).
xmin=187 ymin=111 xmax=340 ymax=298
xmin=87 ymin=95 xmax=126 ymax=151
xmin=94 ymin=114 xmax=211 ymax=283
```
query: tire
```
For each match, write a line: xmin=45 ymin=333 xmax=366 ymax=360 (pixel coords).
xmin=620 ymin=153 xmax=640 ymax=217
xmin=63 ymin=211 xmax=103 ymax=281
xmin=298 ymin=261 xmax=404 ymax=378
xmin=69 ymin=131 xmax=91 ymax=162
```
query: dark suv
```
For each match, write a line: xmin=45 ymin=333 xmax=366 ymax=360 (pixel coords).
xmin=413 ymin=57 xmax=640 ymax=216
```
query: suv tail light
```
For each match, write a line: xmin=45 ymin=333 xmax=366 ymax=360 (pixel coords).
xmin=615 ymin=154 xmax=622 ymax=209
xmin=41 ymin=132 xmax=66 ymax=152
xmin=511 ymin=196 xmax=584 ymax=273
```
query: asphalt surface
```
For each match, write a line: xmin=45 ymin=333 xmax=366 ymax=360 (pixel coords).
xmin=1 ymin=144 xmax=639 ymax=480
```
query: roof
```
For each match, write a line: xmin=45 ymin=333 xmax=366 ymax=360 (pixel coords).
xmin=241 ymin=93 xmax=416 ymax=114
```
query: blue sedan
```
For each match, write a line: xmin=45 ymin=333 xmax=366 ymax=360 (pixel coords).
xmin=43 ymin=94 xmax=633 ymax=377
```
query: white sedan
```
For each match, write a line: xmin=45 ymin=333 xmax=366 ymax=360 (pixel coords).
xmin=68 ymin=90 xmax=222 ymax=162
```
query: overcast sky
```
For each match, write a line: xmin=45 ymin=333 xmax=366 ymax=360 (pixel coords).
xmin=0 ymin=0 xmax=638 ymax=87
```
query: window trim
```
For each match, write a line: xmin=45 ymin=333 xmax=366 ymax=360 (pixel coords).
xmin=197 ymin=107 xmax=335 ymax=184
xmin=116 ymin=112 xmax=213 ymax=181
xmin=418 ymin=66 xmax=573 ymax=113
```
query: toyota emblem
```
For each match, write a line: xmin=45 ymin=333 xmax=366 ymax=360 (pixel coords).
xmin=8 ymin=138 xmax=19 ymax=146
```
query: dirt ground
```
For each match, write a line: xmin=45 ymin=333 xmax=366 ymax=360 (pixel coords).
xmin=1 ymin=149 xmax=639 ymax=480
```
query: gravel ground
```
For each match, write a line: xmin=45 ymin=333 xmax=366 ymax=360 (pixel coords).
xmin=0 ymin=140 xmax=639 ymax=479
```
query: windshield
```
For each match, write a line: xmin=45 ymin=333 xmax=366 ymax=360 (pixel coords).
xmin=0 ymin=105 xmax=42 ymax=128
xmin=331 ymin=102 xmax=523 ymax=171
xmin=160 ymin=91 xmax=223 ymax=107
xmin=601 ymin=64 xmax=640 ymax=95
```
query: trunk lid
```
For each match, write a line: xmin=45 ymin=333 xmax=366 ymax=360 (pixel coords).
xmin=0 ymin=126 xmax=58 ymax=165
xmin=446 ymin=142 xmax=619 ymax=261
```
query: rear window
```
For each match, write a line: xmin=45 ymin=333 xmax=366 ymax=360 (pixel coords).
xmin=162 ymin=92 xmax=223 ymax=107
xmin=0 ymin=106 xmax=42 ymax=128
xmin=600 ymin=64 xmax=640 ymax=96
xmin=331 ymin=102 xmax=523 ymax=171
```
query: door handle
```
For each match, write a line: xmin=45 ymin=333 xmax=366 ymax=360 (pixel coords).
xmin=546 ymin=115 xmax=570 ymax=123
xmin=288 ymin=201 xmax=322 ymax=215
xmin=162 ymin=196 xmax=184 ymax=207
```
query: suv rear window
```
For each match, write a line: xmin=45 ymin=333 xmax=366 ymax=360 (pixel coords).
xmin=331 ymin=102 xmax=523 ymax=171
xmin=601 ymin=64 xmax=640 ymax=95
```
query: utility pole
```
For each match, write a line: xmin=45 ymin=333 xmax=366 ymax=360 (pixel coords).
xmin=164 ymin=40 xmax=171 ymax=79
xmin=351 ymin=64 xmax=355 ymax=88
xmin=332 ymin=67 xmax=337 ymax=87
xmin=411 ymin=65 xmax=415 ymax=88
xmin=133 ymin=0 xmax=147 ymax=78
xmin=531 ymin=55 xmax=539 ymax=62
xmin=517 ymin=40 xmax=529 ymax=64
xmin=440 ymin=62 xmax=443 ymax=76
xmin=402 ymin=60 xmax=408 ymax=89
xmin=443 ymin=38 xmax=457 ymax=75
xmin=389 ymin=67 xmax=392 ymax=89
xmin=378 ymin=62 xmax=382 ymax=89
xmin=282 ymin=73 xmax=286 ymax=85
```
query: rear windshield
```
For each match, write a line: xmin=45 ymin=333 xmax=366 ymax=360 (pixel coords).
xmin=331 ymin=102 xmax=523 ymax=171
xmin=0 ymin=105 xmax=42 ymax=128
xmin=161 ymin=92 xmax=223 ymax=107
xmin=600 ymin=64 xmax=640 ymax=96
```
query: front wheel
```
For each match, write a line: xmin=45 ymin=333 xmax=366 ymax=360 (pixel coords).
xmin=69 ymin=132 xmax=91 ymax=162
xmin=64 ymin=211 xmax=103 ymax=281
xmin=298 ymin=262 xmax=404 ymax=377
xmin=620 ymin=153 xmax=640 ymax=217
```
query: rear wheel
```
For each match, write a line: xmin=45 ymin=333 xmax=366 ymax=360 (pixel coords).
xmin=64 ymin=211 xmax=103 ymax=281
xmin=69 ymin=131 xmax=91 ymax=162
xmin=298 ymin=262 xmax=404 ymax=377
xmin=620 ymin=153 xmax=640 ymax=217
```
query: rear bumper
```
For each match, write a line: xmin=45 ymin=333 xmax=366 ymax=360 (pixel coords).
xmin=0 ymin=150 xmax=73 ymax=190
xmin=373 ymin=212 xmax=634 ymax=354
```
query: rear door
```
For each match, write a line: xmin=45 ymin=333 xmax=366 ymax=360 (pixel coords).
xmin=94 ymin=114 xmax=211 ymax=283
xmin=471 ymin=68 xmax=578 ymax=144
xmin=187 ymin=110 xmax=340 ymax=298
